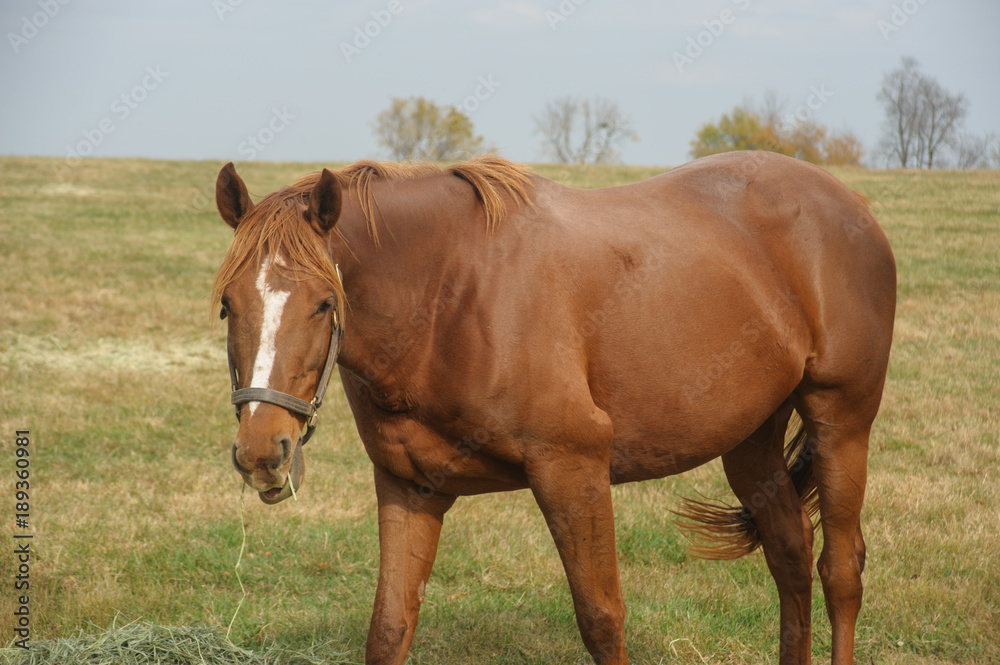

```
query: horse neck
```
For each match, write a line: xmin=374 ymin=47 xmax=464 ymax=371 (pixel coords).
xmin=331 ymin=174 xmax=484 ymax=385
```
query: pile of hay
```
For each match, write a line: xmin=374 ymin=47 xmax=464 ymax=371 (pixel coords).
xmin=0 ymin=621 xmax=350 ymax=665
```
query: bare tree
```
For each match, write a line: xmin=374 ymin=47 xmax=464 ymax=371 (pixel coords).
xmin=534 ymin=97 xmax=577 ymax=163
xmin=877 ymin=57 xmax=969 ymax=168
xmin=952 ymin=132 xmax=996 ymax=169
xmin=534 ymin=96 xmax=637 ymax=164
xmin=372 ymin=97 xmax=488 ymax=161
xmin=916 ymin=77 xmax=968 ymax=169
xmin=876 ymin=57 xmax=923 ymax=168
xmin=750 ymin=88 xmax=785 ymax=130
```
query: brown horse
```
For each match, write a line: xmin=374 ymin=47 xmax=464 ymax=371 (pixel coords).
xmin=212 ymin=151 xmax=895 ymax=665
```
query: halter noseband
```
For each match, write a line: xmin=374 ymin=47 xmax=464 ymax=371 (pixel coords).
xmin=227 ymin=270 xmax=345 ymax=446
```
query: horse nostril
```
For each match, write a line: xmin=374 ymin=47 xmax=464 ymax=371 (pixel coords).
xmin=273 ymin=433 xmax=294 ymax=465
xmin=231 ymin=444 xmax=251 ymax=476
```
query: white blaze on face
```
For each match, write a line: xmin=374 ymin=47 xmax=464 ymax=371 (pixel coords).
xmin=248 ymin=254 xmax=290 ymax=416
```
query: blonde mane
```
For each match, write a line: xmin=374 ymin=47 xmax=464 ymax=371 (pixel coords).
xmin=336 ymin=153 xmax=534 ymax=245
xmin=211 ymin=155 xmax=534 ymax=308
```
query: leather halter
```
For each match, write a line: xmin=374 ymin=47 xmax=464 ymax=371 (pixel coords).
xmin=227 ymin=270 xmax=345 ymax=446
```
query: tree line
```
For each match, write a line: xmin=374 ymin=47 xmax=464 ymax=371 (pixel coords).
xmin=688 ymin=91 xmax=865 ymax=167
xmin=371 ymin=94 xmax=638 ymax=164
xmin=371 ymin=57 xmax=998 ymax=168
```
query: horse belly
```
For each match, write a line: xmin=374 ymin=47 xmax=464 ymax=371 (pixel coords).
xmin=606 ymin=385 xmax=791 ymax=484
xmin=605 ymin=358 xmax=801 ymax=483
xmin=592 ymin=289 xmax=809 ymax=484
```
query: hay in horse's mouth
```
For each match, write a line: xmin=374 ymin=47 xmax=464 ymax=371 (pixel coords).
xmin=257 ymin=441 xmax=303 ymax=505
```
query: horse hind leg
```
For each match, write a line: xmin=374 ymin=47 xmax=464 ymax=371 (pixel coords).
xmin=725 ymin=404 xmax=817 ymax=665
xmin=675 ymin=403 xmax=818 ymax=664
xmin=795 ymin=383 xmax=880 ymax=665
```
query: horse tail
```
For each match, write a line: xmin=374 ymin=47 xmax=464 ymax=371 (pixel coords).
xmin=673 ymin=417 xmax=820 ymax=560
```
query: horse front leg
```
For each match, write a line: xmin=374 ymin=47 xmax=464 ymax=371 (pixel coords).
xmin=366 ymin=465 xmax=456 ymax=665
xmin=526 ymin=438 xmax=628 ymax=665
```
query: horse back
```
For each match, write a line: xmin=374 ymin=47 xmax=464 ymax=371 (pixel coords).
xmin=500 ymin=152 xmax=894 ymax=481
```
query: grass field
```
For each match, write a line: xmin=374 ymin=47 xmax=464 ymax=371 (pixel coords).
xmin=0 ymin=155 xmax=997 ymax=664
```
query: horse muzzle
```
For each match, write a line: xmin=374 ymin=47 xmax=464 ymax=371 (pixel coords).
xmin=257 ymin=440 xmax=305 ymax=504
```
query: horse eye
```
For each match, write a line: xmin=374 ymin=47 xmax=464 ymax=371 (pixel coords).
xmin=220 ymin=298 xmax=231 ymax=320
xmin=315 ymin=300 xmax=332 ymax=316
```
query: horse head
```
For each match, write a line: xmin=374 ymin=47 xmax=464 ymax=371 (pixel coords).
xmin=213 ymin=162 xmax=345 ymax=503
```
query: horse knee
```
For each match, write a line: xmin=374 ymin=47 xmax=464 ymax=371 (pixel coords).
xmin=576 ymin=600 xmax=626 ymax=662
xmin=579 ymin=601 xmax=624 ymax=632
xmin=817 ymin=550 xmax=863 ymax=607
xmin=365 ymin=619 xmax=411 ymax=664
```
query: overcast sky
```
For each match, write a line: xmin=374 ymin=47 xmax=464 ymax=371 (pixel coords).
xmin=2 ymin=0 xmax=998 ymax=167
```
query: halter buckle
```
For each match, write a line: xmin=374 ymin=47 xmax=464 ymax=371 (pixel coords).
xmin=307 ymin=399 xmax=320 ymax=429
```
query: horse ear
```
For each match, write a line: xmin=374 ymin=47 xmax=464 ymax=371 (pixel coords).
xmin=216 ymin=162 xmax=253 ymax=229
xmin=304 ymin=168 xmax=343 ymax=233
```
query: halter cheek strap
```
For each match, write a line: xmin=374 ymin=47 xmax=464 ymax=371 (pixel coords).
xmin=227 ymin=268 xmax=345 ymax=445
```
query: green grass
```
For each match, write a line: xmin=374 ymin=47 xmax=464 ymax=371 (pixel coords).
xmin=1 ymin=156 xmax=998 ymax=664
